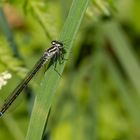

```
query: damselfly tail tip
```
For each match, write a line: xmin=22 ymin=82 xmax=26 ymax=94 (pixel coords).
xmin=0 ymin=112 xmax=3 ymax=117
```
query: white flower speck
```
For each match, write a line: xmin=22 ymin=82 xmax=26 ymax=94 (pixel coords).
xmin=0 ymin=71 xmax=12 ymax=90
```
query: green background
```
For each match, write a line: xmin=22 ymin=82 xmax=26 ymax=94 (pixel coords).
xmin=0 ymin=0 xmax=140 ymax=140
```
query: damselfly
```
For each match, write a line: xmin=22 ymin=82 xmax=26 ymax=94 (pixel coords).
xmin=0 ymin=40 xmax=64 ymax=117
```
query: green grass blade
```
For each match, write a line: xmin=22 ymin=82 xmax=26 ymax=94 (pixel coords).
xmin=103 ymin=22 xmax=140 ymax=96
xmin=26 ymin=0 xmax=90 ymax=140
xmin=105 ymin=53 xmax=140 ymax=127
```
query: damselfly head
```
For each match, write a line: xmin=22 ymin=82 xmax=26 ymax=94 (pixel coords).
xmin=51 ymin=40 xmax=63 ymax=48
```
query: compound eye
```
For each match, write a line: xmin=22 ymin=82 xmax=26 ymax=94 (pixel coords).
xmin=51 ymin=41 xmax=56 ymax=45
xmin=57 ymin=44 xmax=61 ymax=47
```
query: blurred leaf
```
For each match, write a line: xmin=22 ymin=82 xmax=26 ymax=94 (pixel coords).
xmin=102 ymin=22 xmax=140 ymax=96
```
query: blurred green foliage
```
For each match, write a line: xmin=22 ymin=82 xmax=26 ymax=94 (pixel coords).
xmin=0 ymin=0 xmax=140 ymax=140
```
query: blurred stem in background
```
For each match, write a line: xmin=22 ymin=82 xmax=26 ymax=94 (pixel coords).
xmin=0 ymin=7 xmax=20 ymax=57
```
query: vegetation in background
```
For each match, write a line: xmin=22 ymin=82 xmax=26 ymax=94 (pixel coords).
xmin=0 ymin=0 xmax=140 ymax=140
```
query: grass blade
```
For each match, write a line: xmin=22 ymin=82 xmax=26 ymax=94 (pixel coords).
xmin=26 ymin=0 xmax=90 ymax=140
xmin=103 ymin=22 xmax=140 ymax=96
